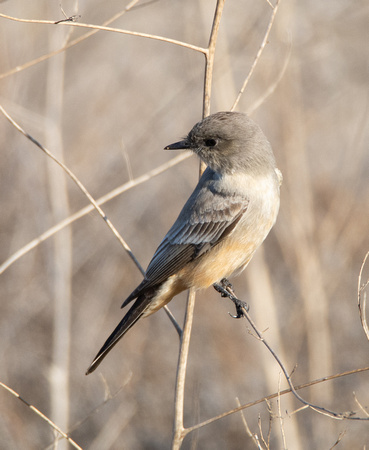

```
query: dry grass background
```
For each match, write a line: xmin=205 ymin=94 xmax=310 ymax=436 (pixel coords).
xmin=1 ymin=0 xmax=369 ymax=449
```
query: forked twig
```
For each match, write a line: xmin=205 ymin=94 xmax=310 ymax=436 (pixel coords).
xmin=214 ymin=285 xmax=369 ymax=422
xmin=184 ymin=366 xmax=369 ymax=434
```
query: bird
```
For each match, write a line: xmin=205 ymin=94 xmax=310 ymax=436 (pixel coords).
xmin=86 ymin=111 xmax=282 ymax=375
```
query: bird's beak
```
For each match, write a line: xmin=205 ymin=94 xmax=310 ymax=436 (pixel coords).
xmin=164 ymin=139 xmax=191 ymax=150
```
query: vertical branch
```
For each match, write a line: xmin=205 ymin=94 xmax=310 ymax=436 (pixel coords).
xmin=201 ymin=0 xmax=225 ymax=175
xmin=172 ymin=1 xmax=226 ymax=448
xmin=45 ymin=14 xmax=71 ymax=449
xmin=203 ymin=0 xmax=226 ymax=118
xmin=171 ymin=288 xmax=196 ymax=449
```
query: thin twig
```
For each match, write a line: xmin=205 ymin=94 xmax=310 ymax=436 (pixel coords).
xmin=0 ymin=103 xmax=183 ymax=335
xmin=0 ymin=381 xmax=82 ymax=450
xmin=185 ymin=366 xmax=369 ymax=433
xmin=358 ymin=251 xmax=369 ymax=341
xmin=0 ymin=12 xmax=206 ymax=54
xmin=247 ymin=42 xmax=291 ymax=115
xmin=0 ymin=151 xmax=191 ymax=275
xmin=239 ymin=303 xmax=360 ymax=420
xmin=0 ymin=104 xmax=144 ymax=274
xmin=329 ymin=431 xmax=346 ymax=450
xmin=0 ymin=0 xmax=141 ymax=80
xmin=235 ymin=397 xmax=259 ymax=447
xmin=231 ymin=0 xmax=282 ymax=112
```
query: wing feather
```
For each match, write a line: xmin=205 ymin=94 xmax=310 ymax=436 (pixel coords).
xmin=123 ymin=168 xmax=249 ymax=305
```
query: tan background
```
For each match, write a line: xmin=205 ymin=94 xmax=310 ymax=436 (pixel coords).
xmin=1 ymin=0 xmax=369 ymax=448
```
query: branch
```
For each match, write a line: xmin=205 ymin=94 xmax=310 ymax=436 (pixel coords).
xmin=0 ymin=0 xmax=141 ymax=80
xmin=171 ymin=288 xmax=196 ymax=449
xmin=0 ymin=381 xmax=82 ymax=450
xmin=0 ymin=12 xmax=206 ymax=54
xmin=358 ymin=251 xmax=369 ymax=341
xmin=0 ymin=103 xmax=182 ymax=335
xmin=0 ymin=104 xmax=144 ymax=275
xmin=185 ymin=366 xmax=369 ymax=434
xmin=212 ymin=285 xmax=369 ymax=421
xmin=0 ymin=151 xmax=191 ymax=275
xmin=231 ymin=0 xmax=282 ymax=112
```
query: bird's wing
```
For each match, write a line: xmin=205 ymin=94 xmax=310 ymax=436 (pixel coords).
xmin=123 ymin=175 xmax=249 ymax=305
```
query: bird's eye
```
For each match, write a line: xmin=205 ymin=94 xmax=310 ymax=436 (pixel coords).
xmin=204 ymin=138 xmax=217 ymax=147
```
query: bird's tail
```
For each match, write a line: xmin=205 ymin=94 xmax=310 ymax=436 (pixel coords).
xmin=85 ymin=295 xmax=151 ymax=375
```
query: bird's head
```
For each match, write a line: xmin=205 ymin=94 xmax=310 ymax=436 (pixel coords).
xmin=165 ymin=111 xmax=276 ymax=175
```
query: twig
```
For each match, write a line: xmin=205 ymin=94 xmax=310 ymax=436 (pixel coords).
xmin=329 ymin=431 xmax=346 ymax=450
xmin=0 ymin=0 xmax=141 ymax=80
xmin=277 ymin=375 xmax=287 ymax=450
xmin=235 ymin=397 xmax=259 ymax=446
xmin=184 ymin=366 xmax=369 ymax=434
xmin=236 ymin=302 xmax=361 ymax=420
xmin=0 ymin=103 xmax=144 ymax=275
xmin=0 ymin=151 xmax=191 ymax=275
xmin=358 ymin=251 xmax=369 ymax=341
xmin=0 ymin=103 xmax=182 ymax=336
xmin=353 ymin=392 xmax=369 ymax=418
xmin=0 ymin=12 xmax=206 ymax=54
xmin=0 ymin=381 xmax=82 ymax=450
xmin=231 ymin=0 xmax=282 ymax=112
xmin=247 ymin=42 xmax=291 ymax=115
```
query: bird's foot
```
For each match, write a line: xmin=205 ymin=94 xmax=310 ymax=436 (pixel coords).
xmin=220 ymin=278 xmax=234 ymax=291
xmin=213 ymin=280 xmax=249 ymax=319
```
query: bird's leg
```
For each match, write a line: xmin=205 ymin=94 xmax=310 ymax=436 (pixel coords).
xmin=213 ymin=278 xmax=249 ymax=319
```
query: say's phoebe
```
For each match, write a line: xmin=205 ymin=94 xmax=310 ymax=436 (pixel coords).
xmin=86 ymin=111 xmax=282 ymax=374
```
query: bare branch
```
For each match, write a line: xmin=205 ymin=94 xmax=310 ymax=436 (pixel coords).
xmin=358 ymin=251 xmax=369 ymax=341
xmin=0 ymin=104 xmax=144 ymax=275
xmin=231 ymin=0 xmax=282 ymax=112
xmin=0 ymin=1 xmax=141 ymax=80
xmin=0 ymin=12 xmax=206 ymax=54
xmin=0 ymin=381 xmax=82 ymax=450
xmin=185 ymin=366 xmax=369 ymax=433
xmin=0 ymin=151 xmax=191 ymax=275
xmin=171 ymin=288 xmax=196 ymax=449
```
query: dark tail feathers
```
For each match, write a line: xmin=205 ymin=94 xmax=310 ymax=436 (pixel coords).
xmin=86 ymin=295 xmax=151 ymax=375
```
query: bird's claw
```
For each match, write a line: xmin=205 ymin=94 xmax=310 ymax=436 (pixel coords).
xmin=213 ymin=281 xmax=249 ymax=319
xmin=228 ymin=299 xmax=249 ymax=319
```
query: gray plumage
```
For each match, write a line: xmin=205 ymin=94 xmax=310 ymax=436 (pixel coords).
xmin=86 ymin=111 xmax=281 ymax=374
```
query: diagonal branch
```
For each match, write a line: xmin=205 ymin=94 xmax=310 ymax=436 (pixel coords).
xmin=231 ymin=0 xmax=282 ymax=112
xmin=0 ymin=151 xmax=191 ymax=275
xmin=0 ymin=381 xmax=82 ymax=450
xmin=0 ymin=104 xmax=144 ymax=275
xmin=212 ymin=285 xmax=369 ymax=422
xmin=184 ymin=366 xmax=369 ymax=434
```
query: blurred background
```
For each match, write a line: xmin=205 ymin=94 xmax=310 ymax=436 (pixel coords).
xmin=1 ymin=0 xmax=369 ymax=448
